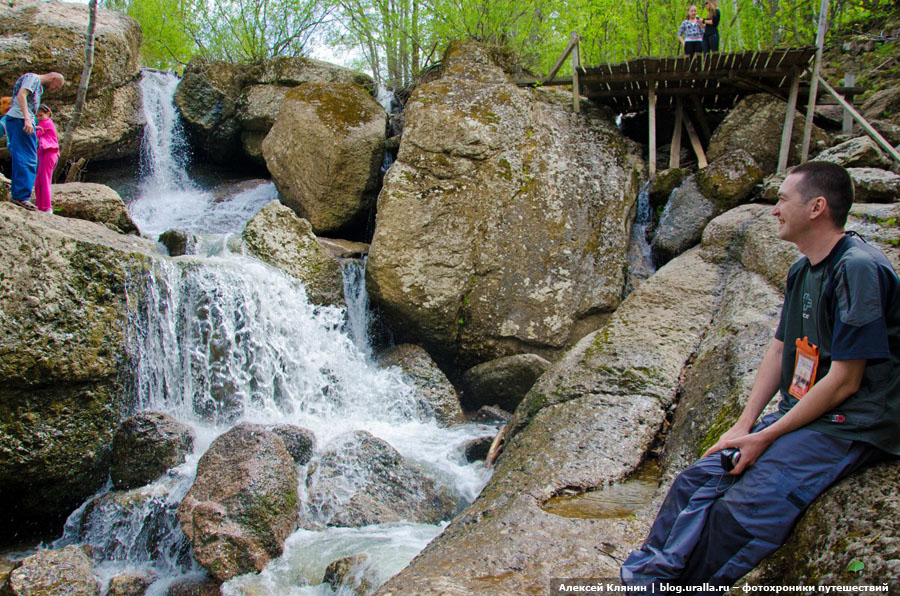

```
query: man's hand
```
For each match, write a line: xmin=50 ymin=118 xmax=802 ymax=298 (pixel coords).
xmin=702 ymin=421 xmax=752 ymax=458
xmin=23 ymin=117 xmax=34 ymax=135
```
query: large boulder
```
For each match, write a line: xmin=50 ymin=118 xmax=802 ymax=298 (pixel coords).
xmin=459 ymin=353 xmax=551 ymax=412
xmin=0 ymin=203 xmax=159 ymax=526
xmin=177 ymin=423 xmax=299 ymax=582
xmin=110 ymin=411 xmax=195 ymax=490
xmin=707 ymin=94 xmax=828 ymax=173
xmin=374 ymin=202 xmax=900 ymax=596
xmin=376 ymin=344 xmax=463 ymax=426
xmin=861 ymin=82 xmax=900 ymax=127
xmin=651 ymin=176 xmax=716 ymax=265
xmin=52 ymin=183 xmax=141 ymax=235
xmin=241 ymin=201 xmax=344 ymax=306
xmin=306 ymin=431 xmax=458 ymax=528
xmin=694 ymin=149 xmax=765 ymax=209
xmin=4 ymin=545 xmax=99 ymax=596
xmin=848 ymin=167 xmax=900 ymax=202
xmin=261 ymin=82 xmax=386 ymax=235
xmin=0 ymin=1 xmax=144 ymax=163
xmin=174 ymin=56 xmax=375 ymax=164
xmin=367 ymin=41 xmax=645 ymax=371
xmin=814 ymin=136 xmax=892 ymax=169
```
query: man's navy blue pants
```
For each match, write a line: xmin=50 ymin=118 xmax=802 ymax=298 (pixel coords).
xmin=6 ymin=116 xmax=38 ymax=202
xmin=621 ymin=414 xmax=880 ymax=593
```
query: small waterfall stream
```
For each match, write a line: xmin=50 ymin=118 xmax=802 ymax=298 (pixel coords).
xmin=52 ymin=70 xmax=492 ymax=595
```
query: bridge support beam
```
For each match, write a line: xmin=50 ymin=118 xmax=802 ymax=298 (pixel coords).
xmin=777 ymin=73 xmax=802 ymax=174
xmin=648 ymin=81 xmax=657 ymax=175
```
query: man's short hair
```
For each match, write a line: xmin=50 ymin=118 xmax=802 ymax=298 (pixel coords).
xmin=789 ymin=161 xmax=854 ymax=228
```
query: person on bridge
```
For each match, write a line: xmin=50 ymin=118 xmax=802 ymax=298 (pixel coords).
xmin=702 ymin=0 xmax=721 ymax=53
xmin=621 ymin=161 xmax=900 ymax=593
xmin=678 ymin=5 xmax=704 ymax=56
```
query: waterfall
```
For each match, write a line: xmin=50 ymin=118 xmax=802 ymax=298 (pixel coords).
xmin=51 ymin=70 xmax=493 ymax=595
xmin=625 ymin=182 xmax=656 ymax=295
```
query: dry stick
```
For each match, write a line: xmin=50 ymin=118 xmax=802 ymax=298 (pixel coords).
xmin=485 ymin=425 xmax=506 ymax=468
xmin=57 ymin=0 xmax=97 ymax=183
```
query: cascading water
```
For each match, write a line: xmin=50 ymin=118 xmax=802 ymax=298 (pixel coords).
xmin=53 ymin=70 xmax=493 ymax=595
xmin=625 ymin=182 xmax=657 ymax=295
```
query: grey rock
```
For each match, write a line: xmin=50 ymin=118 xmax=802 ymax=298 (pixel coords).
xmin=463 ymin=436 xmax=495 ymax=462
xmin=460 ymin=353 xmax=551 ymax=412
xmin=847 ymin=167 xmax=900 ymax=202
xmin=166 ymin=577 xmax=221 ymax=596
xmin=707 ymin=94 xmax=828 ymax=174
xmin=651 ymin=176 xmax=716 ymax=265
xmin=268 ymin=424 xmax=315 ymax=465
xmin=306 ymin=431 xmax=458 ymax=528
xmin=158 ymin=229 xmax=198 ymax=257
xmin=241 ymin=201 xmax=344 ymax=306
xmin=5 ymin=545 xmax=99 ymax=596
xmin=694 ymin=149 xmax=765 ymax=209
xmin=649 ymin=168 xmax=686 ymax=211
xmin=106 ymin=569 xmax=157 ymax=596
xmin=323 ymin=554 xmax=374 ymax=596
xmin=262 ymin=82 xmax=386 ymax=235
xmin=814 ymin=136 xmax=892 ymax=169
xmin=471 ymin=405 xmax=512 ymax=424
xmin=110 ymin=412 xmax=195 ymax=490
xmin=861 ymin=83 xmax=900 ymax=127
xmin=377 ymin=344 xmax=463 ymax=426
xmin=177 ymin=423 xmax=299 ymax=582
xmin=52 ymin=183 xmax=141 ymax=235
xmin=367 ymin=41 xmax=645 ymax=371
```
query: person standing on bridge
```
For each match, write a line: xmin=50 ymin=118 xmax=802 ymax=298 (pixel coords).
xmin=678 ymin=5 xmax=704 ymax=56
xmin=702 ymin=0 xmax=721 ymax=53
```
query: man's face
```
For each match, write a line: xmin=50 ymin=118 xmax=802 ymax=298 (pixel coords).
xmin=772 ymin=173 xmax=814 ymax=242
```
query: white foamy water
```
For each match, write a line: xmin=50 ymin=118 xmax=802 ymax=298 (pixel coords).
xmin=52 ymin=70 xmax=494 ymax=595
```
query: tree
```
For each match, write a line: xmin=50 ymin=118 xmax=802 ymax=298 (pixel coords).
xmin=103 ymin=0 xmax=195 ymax=70
xmin=58 ymin=0 xmax=98 ymax=182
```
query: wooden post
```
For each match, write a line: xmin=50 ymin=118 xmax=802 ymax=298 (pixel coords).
xmin=818 ymin=76 xmax=900 ymax=164
xmin=843 ymin=72 xmax=855 ymax=135
xmin=801 ymin=0 xmax=830 ymax=162
xmin=572 ymin=35 xmax=581 ymax=113
xmin=546 ymin=32 xmax=579 ymax=84
xmin=777 ymin=73 xmax=802 ymax=173
xmin=683 ymin=115 xmax=708 ymax=168
xmin=670 ymin=97 xmax=684 ymax=169
xmin=649 ymin=81 xmax=657 ymax=176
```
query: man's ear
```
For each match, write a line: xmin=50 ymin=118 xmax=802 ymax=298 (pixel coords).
xmin=809 ymin=196 xmax=828 ymax=220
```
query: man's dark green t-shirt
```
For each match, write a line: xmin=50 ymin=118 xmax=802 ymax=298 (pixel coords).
xmin=774 ymin=233 xmax=900 ymax=455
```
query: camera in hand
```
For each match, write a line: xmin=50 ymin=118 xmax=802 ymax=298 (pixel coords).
xmin=720 ymin=448 xmax=741 ymax=472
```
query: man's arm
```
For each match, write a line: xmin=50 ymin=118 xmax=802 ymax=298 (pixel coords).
xmin=702 ymin=337 xmax=783 ymax=457
xmin=15 ymin=87 xmax=33 ymax=135
xmin=719 ymin=358 xmax=865 ymax=475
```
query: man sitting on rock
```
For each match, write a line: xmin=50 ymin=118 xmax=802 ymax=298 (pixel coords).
xmin=5 ymin=71 xmax=64 ymax=211
xmin=621 ymin=161 xmax=899 ymax=591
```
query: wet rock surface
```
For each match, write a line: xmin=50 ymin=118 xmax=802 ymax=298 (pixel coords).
xmin=367 ymin=41 xmax=645 ymax=371
xmin=306 ymin=431 xmax=458 ymax=528
xmin=177 ymin=423 xmax=299 ymax=582
xmin=105 ymin=569 xmax=157 ymax=596
xmin=0 ymin=203 xmax=159 ymax=525
xmin=158 ymin=229 xmax=198 ymax=257
xmin=323 ymin=554 xmax=374 ymax=596
xmin=110 ymin=412 xmax=195 ymax=490
xmin=267 ymin=424 xmax=315 ymax=465
xmin=4 ymin=545 xmax=99 ymax=596
xmin=651 ymin=176 xmax=716 ymax=265
xmin=241 ymin=201 xmax=345 ymax=306
xmin=262 ymin=82 xmax=386 ymax=235
xmin=459 ymin=353 xmax=551 ymax=412
xmin=377 ymin=344 xmax=463 ymax=426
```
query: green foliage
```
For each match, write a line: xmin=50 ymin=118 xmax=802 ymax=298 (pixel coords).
xmin=103 ymin=0 xmax=195 ymax=70
xmin=847 ymin=559 xmax=865 ymax=573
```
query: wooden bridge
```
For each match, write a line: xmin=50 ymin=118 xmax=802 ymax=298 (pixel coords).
xmin=518 ymin=35 xmax=900 ymax=174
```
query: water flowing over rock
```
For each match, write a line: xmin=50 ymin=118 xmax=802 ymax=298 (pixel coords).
xmin=267 ymin=424 xmax=316 ymax=465
xmin=367 ymin=41 xmax=645 ymax=371
xmin=0 ymin=1 xmax=144 ymax=163
xmin=106 ymin=570 xmax=156 ymax=596
xmin=0 ymin=203 xmax=159 ymax=525
xmin=4 ymin=545 xmax=99 ymax=596
xmin=814 ymin=136 xmax=892 ymax=169
xmin=262 ymin=82 xmax=387 ymax=235
xmin=110 ymin=412 xmax=195 ymax=490
xmin=174 ymin=56 xmax=374 ymax=164
xmin=157 ymin=229 xmax=198 ymax=257
xmin=177 ymin=423 xmax=299 ymax=582
xmin=376 ymin=344 xmax=463 ymax=426
xmin=241 ymin=201 xmax=345 ymax=306
xmin=52 ymin=183 xmax=141 ymax=235
xmin=306 ymin=431 xmax=459 ymax=528
xmin=459 ymin=353 xmax=551 ymax=412
xmin=323 ymin=554 xmax=375 ymax=596
xmin=707 ymin=94 xmax=828 ymax=174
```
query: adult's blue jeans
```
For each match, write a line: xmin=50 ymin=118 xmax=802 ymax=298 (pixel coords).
xmin=6 ymin=116 xmax=38 ymax=202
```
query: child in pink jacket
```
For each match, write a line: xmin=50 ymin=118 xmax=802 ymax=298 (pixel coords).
xmin=34 ymin=104 xmax=59 ymax=212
